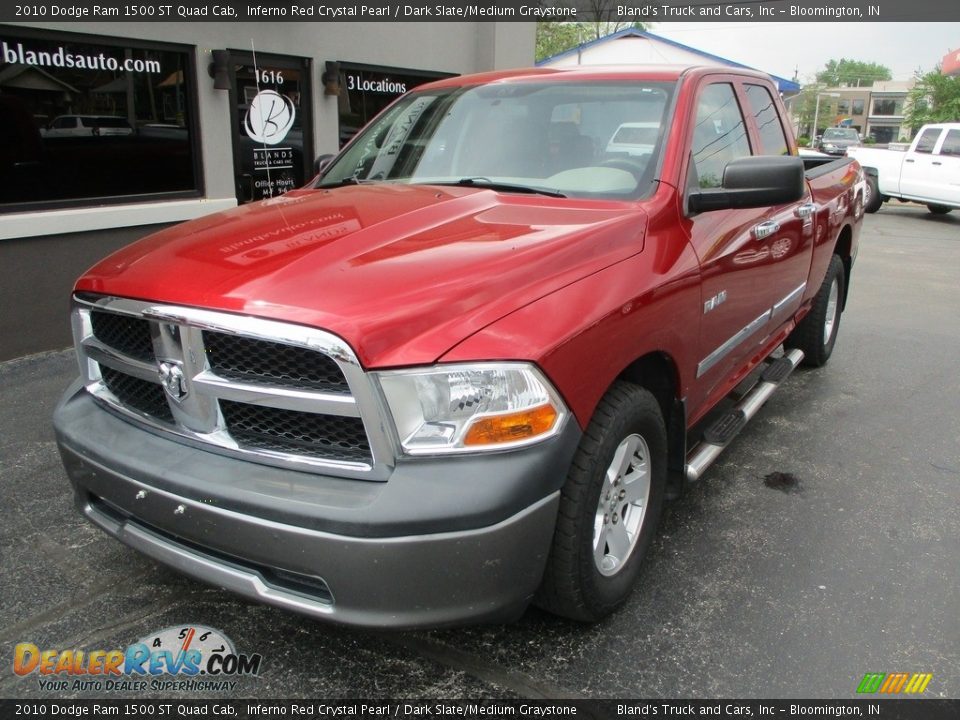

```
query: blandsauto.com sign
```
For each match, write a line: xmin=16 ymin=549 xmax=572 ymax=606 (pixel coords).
xmin=2 ymin=40 xmax=162 ymax=73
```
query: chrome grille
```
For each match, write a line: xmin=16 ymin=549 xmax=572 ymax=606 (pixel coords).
xmin=72 ymin=296 xmax=389 ymax=477
xmin=204 ymin=331 xmax=350 ymax=393
xmin=91 ymin=311 xmax=155 ymax=362
xmin=100 ymin=366 xmax=173 ymax=422
xmin=220 ymin=401 xmax=370 ymax=461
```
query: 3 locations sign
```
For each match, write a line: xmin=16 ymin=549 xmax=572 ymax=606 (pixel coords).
xmin=346 ymin=73 xmax=407 ymax=95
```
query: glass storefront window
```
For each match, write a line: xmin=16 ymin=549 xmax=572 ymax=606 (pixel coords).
xmin=871 ymin=98 xmax=904 ymax=116
xmin=0 ymin=27 xmax=199 ymax=210
xmin=336 ymin=63 xmax=454 ymax=148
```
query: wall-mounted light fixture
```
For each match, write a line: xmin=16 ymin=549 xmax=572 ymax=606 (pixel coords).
xmin=207 ymin=50 xmax=231 ymax=91
xmin=322 ymin=61 xmax=341 ymax=96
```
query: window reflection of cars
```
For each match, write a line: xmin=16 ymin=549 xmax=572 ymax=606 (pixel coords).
xmin=606 ymin=122 xmax=660 ymax=156
xmin=43 ymin=115 xmax=134 ymax=138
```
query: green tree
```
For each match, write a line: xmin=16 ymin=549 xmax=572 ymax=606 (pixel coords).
xmin=535 ymin=18 xmax=648 ymax=62
xmin=792 ymin=84 xmax=842 ymax=136
xmin=815 ymin=59 xmax=891 ymax=88
xmin=904 ymin=68 xmax=960 ymax=130
xmin=536 ymin=22 xmax=586 ymax=62
xmin=582 ymin=0 xmax=647 ymax=42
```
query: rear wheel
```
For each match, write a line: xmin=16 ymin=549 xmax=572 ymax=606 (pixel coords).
xmin=536 ymin=381 xmax=666 ymax=622
xmin=927 ymin=204 xmax=952 ymax=215
xmin=786 ymin=254 xmax=845 ymax=367
xmin=864 ymin=174 xmax=883 ymax=213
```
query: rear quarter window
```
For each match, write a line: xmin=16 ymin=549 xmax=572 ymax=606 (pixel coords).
xmin=914 ymin=128 xmax=942 ymax=154
xmin=938 ymin=129 xmax=960 ymax=156
xmin=744 ymin=84 xmax=789 ymax=156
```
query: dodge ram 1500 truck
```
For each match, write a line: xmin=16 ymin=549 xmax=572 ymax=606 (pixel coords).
xmin=849 ymin=122 xmax=960 ymax=214
xmin=54 ymin=66 xmax=863 ymax=628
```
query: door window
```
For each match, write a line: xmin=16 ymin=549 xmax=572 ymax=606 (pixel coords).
xmin=690 ymin=83 xmax=752 ymax=189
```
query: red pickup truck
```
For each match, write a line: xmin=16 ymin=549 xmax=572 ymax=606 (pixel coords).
xmin=54 ymin=66 xmax=863 ymax=628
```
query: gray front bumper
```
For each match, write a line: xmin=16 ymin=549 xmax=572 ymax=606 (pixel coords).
xmin=54 ymin=382 xmax=580 ymax=628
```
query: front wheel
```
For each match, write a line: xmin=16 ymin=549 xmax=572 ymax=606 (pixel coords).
xmin=535 ymin=381 xmax=666 ymax=622
xmin=927 ymin=204 xmax=952 ymax=215
xmin=864 ymin=174 xmax=883 ymax=213
xmin=786 ymin=254 xmax=845 ymax=367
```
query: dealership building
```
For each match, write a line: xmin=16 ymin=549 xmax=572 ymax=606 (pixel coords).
xmin=0 ymin=21 xmax=533 ymax=359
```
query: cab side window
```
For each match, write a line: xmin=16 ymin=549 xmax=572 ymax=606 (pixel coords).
xmin=914 ymin=128 xmax=941 ymax=154
xmin=939 ymin=129 xmax=960 ymax=156
xmin=743 ymin=84 xmax=789 ymax=156
xmin=690 ymin=83 xmax=752 ymax=189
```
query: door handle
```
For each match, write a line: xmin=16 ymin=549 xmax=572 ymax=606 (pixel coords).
xmin=753 ymin=221 xmax=780 ymax=240
xmin=905 ymin=159 xmax=915 ymax=163
xmin=932 ymin=161 xmax=942 ymax=166
xmin=795 ymin=203 xmax=816 ymax=219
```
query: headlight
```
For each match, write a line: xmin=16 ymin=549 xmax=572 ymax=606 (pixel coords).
xmin=375 ymin=363 xmax=567 ymax=454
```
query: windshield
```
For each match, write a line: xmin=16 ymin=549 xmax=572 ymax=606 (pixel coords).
xmin=316 ymin=81 xmax=674 ymax=200
xmin=822 ymin=129 xmax=858 ymax=141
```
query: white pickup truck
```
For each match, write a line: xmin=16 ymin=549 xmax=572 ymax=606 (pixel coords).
xmin=848 ymin=123 xmax=960 ymax=215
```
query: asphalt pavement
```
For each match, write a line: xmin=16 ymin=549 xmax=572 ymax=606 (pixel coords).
xmin=1 ymin=203 xmax=958 ymax=700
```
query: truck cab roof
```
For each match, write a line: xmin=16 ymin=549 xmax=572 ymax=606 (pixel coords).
xmin=417 ymin=64 xmax=779 ymax=91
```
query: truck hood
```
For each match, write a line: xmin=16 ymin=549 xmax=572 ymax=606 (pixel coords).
xmin=77 ymin=185 xmax=647 ymax=367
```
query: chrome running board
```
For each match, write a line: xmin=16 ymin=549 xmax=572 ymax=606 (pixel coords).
xmin=685 ymin=348 xmax=805 ymax=483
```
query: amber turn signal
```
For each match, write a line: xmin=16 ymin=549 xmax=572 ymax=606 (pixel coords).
xmin=462 ymin=404 xmax=558 ymax=446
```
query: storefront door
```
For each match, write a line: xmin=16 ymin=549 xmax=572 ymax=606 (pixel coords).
xmin=226 ymin=51 xmax=313 ymax=203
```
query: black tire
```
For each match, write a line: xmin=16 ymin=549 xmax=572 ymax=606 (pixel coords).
xmin=864 ymin=174 xmax=883 ymax=213
xmin=786 ymin=254 xmax=845 ymax=368
xmin=927 ymin=204 xmax=952 ymax=215
xmin=535 ymin=381 xmax=666 ymax=622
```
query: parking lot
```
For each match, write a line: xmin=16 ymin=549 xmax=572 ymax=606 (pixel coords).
xmin=2 ymin=204 xmax=958 ymax=700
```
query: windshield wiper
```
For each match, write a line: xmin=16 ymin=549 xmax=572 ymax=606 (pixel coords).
xmin=439 ymin=177 xmax=566 ymax=198
xmin=316 ymin=176 xmax=378 ymax=189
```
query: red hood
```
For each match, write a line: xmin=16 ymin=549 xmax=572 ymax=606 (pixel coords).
xmin=77 ymin=185 xmax=647 ymax=367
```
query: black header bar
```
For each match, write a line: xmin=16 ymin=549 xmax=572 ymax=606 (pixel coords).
xmin=2 ymin=699 xmax=960 ymax=719
xmin=2 ymin=0 xmax=959 ymax=23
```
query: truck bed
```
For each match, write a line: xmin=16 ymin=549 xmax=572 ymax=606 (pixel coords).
xmin=802 ymin=155 xmax=855 ymax=179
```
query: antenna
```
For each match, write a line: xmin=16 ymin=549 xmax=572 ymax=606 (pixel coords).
xmin=250 ymin=39 xmax=273 ymax=199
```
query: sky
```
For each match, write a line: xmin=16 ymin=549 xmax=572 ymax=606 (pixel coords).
xmin=650 ymin=22 xmax=960 ymax=83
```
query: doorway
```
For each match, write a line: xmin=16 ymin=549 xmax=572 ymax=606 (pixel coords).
xmin=226 ymin=51 xmax=313 ymax=203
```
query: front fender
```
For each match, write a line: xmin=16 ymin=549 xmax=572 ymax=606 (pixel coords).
xmin=440 ymin=244 xmax=701 ymax=430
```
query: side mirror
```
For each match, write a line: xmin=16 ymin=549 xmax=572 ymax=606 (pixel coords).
xmin=688 ymin=156 xmax=805 ymax=214
xmin=314 ymin=153 xmax=334 ymax=175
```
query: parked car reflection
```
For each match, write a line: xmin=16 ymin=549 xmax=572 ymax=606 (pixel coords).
xmin=42 ymin=115 xmax=135 ymax=137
